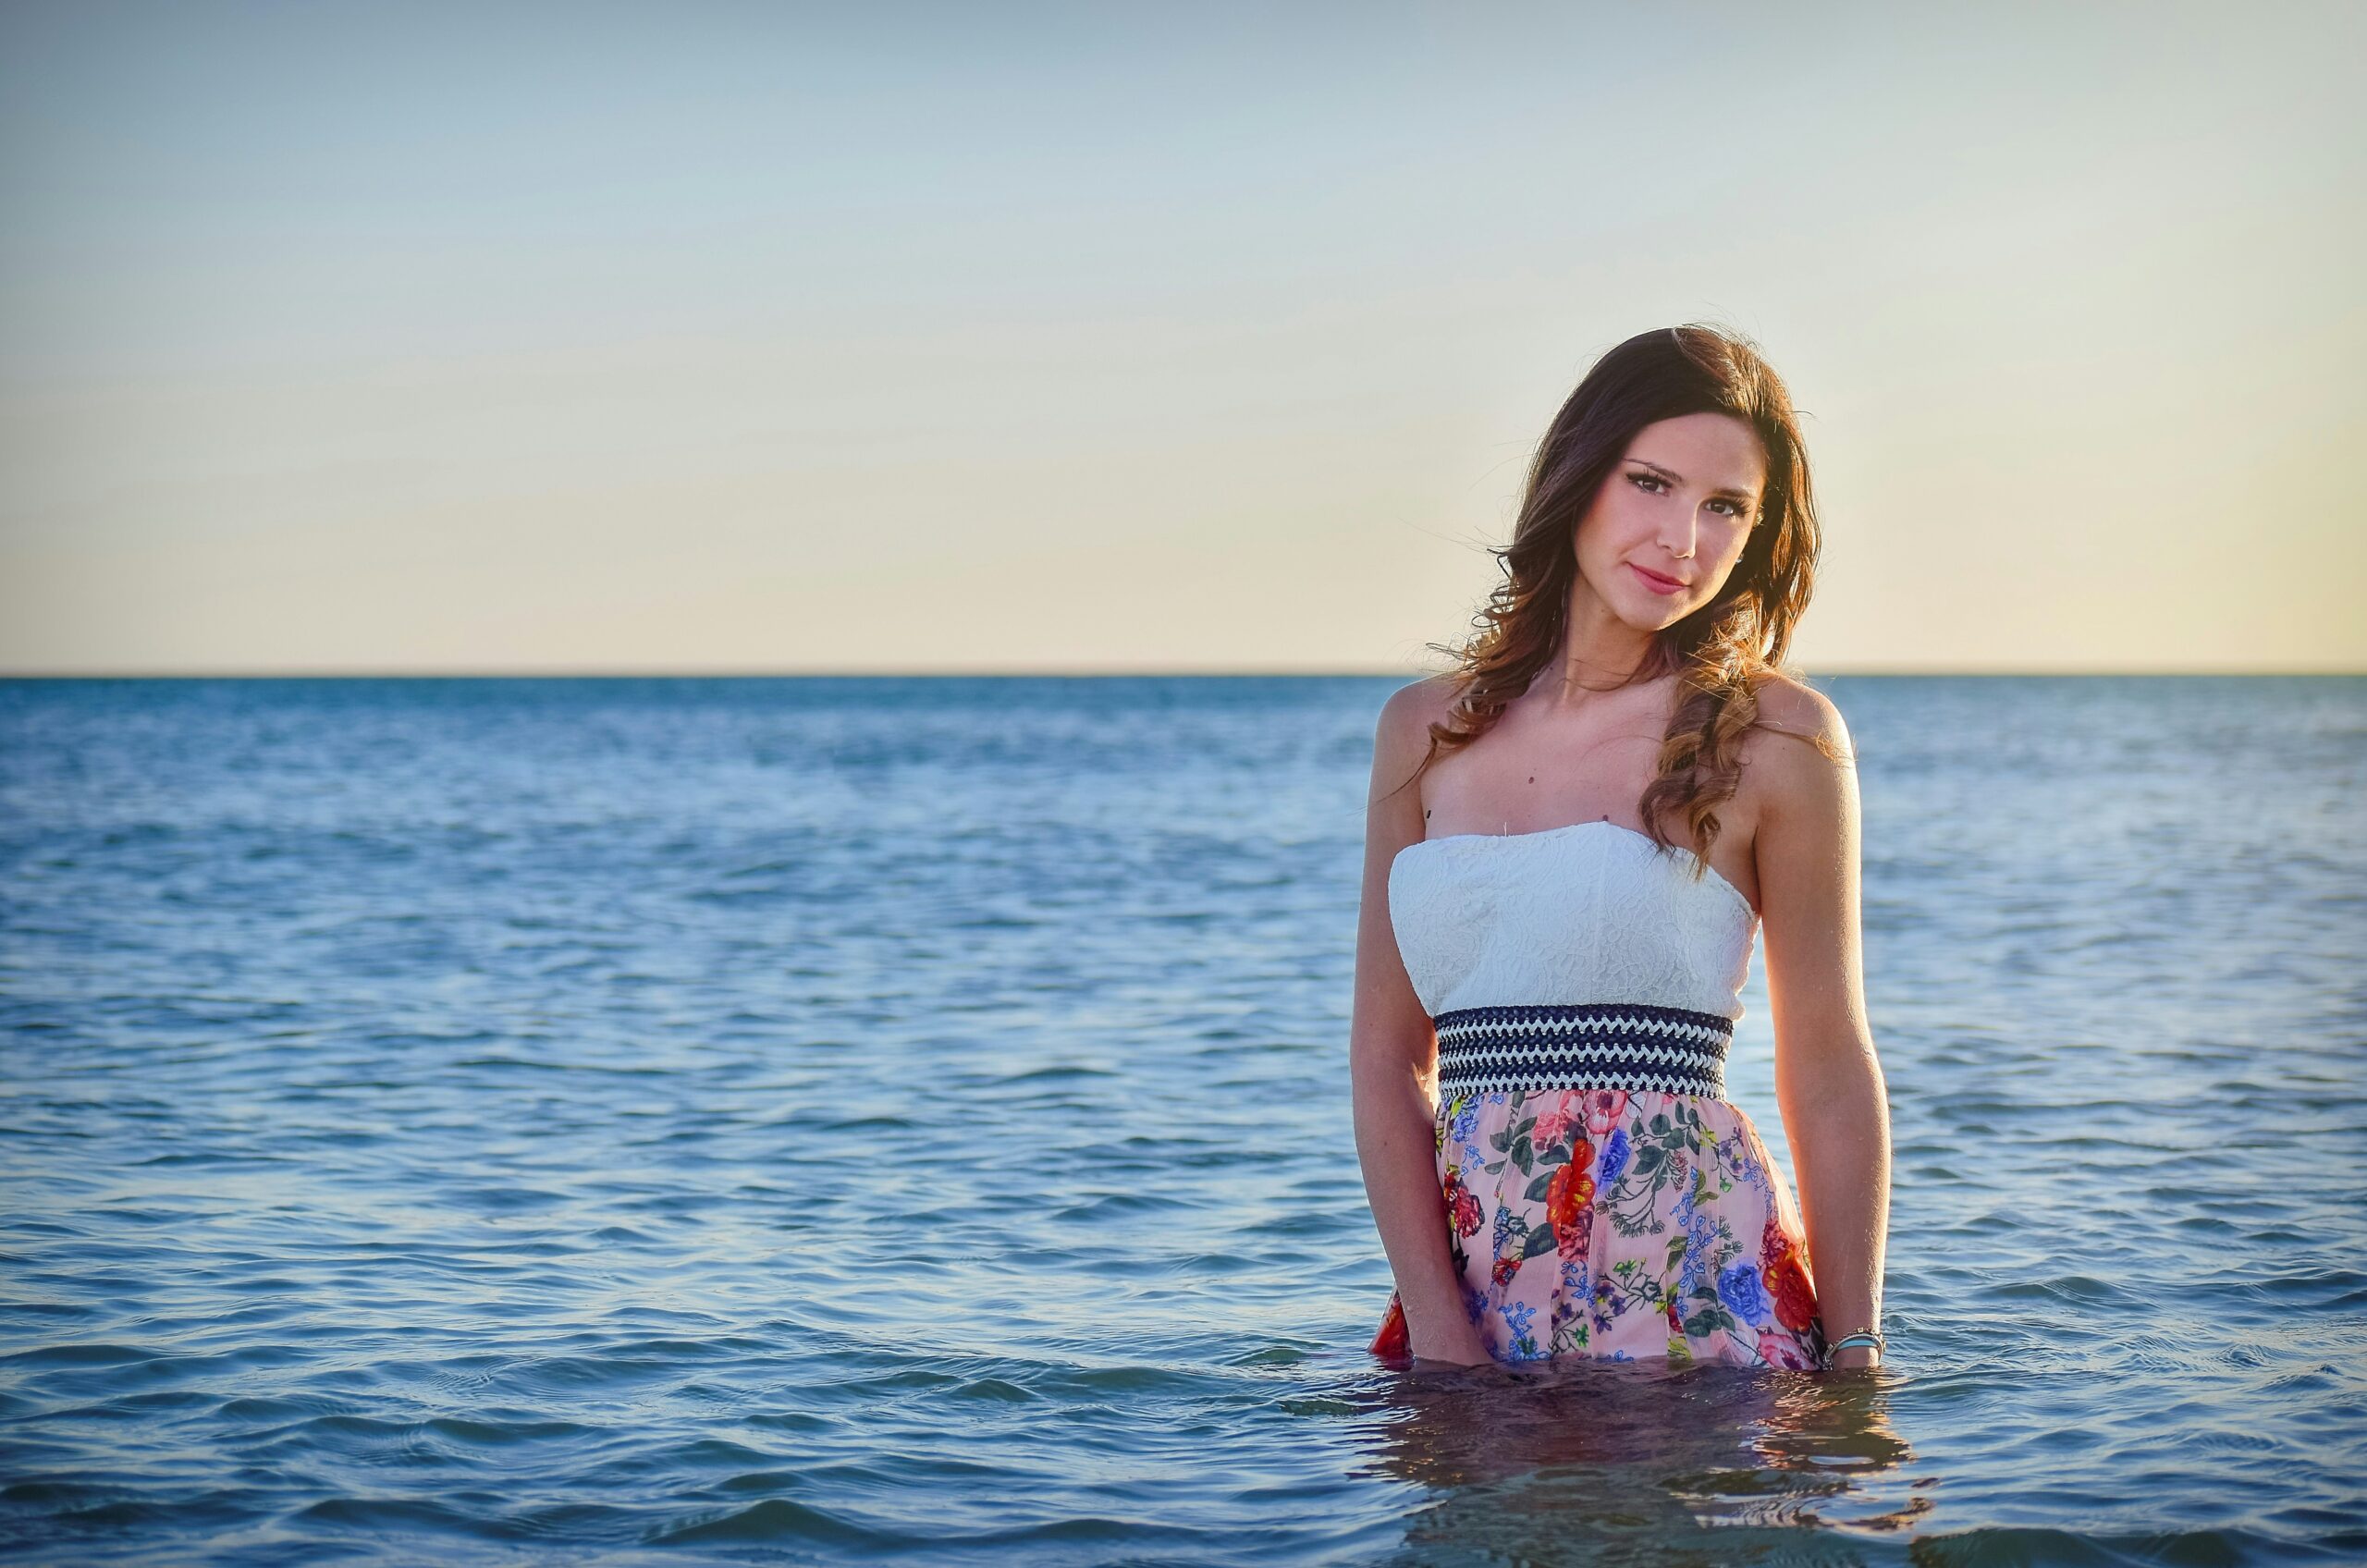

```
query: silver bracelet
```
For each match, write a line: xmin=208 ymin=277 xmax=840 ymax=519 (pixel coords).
xmin=1822 ymin=1329 xmax=1883 ymax=1367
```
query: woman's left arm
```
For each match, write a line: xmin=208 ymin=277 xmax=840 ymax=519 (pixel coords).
xmin=1749 ymin=681 xmax=1891 ymax=1369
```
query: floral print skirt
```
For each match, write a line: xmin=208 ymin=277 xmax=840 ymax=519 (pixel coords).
xmin=1370 ymin=1085 xmax=1826 ymax=1367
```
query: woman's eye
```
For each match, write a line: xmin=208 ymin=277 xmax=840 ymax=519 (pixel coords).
xmin=1629 ymin=472 xmax=1751 ymax=521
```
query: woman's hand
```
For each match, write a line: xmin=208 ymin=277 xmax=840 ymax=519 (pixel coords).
xmin=1407 ymin=1314 xmax=1495 ymax=1366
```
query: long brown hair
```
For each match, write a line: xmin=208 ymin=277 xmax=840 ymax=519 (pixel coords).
xmin=1407 ymin=323 xmax=1825 ymax=876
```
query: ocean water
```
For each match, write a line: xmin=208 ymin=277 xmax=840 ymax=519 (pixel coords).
xmin=1 ymin=673 xmax=2361 ymax=1567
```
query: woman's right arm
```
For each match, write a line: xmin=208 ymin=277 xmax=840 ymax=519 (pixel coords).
xmin=1349 ymin=680 xmax=1491 ymax=1365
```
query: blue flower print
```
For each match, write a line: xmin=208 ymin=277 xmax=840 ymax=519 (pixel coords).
xmin=1722 ymin=1131 xmax=1768 ymax=1197
xmin=1674 ymin=1197 xmax=1717 ymax=1300
xmin=1717 ymin=1257 xmax=1773 ymax=1326
xmin=1600 ymin=1127 xmax=1631 ymax=1184
xmin=1502 ymin=1298 xmax=1538 ymax=1352
xmin=1451 ymin=1100 xmax=1480 ymax=1146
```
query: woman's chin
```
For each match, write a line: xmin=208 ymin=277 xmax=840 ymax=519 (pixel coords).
xmin=1609 ymin=596 xmax=1690 ymax=635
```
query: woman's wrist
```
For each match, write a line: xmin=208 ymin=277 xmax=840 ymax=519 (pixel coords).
xmin=1821 ymin=1325 xmax=1883 ymax=1369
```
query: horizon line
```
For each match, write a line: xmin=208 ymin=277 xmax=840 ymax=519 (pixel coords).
xmin=4 ymin=666 xmax=2363 ymax=681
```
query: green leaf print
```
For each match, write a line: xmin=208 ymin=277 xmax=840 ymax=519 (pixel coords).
xmin=1600 ymin=1262 xmax=1662 ymax=1313
xmin=1526 ymin=1170 xmax=1556 ymax=1204
xmin=1683 ymin=1305 xmax=1735 ymax=1339
xmin=1522 ymin=1225 xmax=1558 ymax=1261
xmin=1606 ymin=1143 xmax=1678 ymax=1237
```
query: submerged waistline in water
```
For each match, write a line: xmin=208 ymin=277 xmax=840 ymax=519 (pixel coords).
xmin=1431 ymin=1001 xmax=1733 ymax=1099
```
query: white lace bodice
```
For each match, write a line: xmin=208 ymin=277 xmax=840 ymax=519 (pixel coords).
xmin=1388 ymin=820 xmax=1759 ymax=1020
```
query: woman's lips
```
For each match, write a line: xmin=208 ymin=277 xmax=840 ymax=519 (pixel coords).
xmin=1628 ymin=562 xmax=1687 ymax=595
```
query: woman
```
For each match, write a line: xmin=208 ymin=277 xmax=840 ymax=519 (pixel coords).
xmin=1354 ymin=324 xmax=1890 ymax=1371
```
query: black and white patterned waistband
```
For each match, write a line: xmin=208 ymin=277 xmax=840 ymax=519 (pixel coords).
xmin=1431 ymin=1001 xmax=1734 ymax=1099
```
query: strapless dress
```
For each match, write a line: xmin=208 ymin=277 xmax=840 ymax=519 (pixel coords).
xmin=1369 ymin=820 xmax=1826 ymax=1367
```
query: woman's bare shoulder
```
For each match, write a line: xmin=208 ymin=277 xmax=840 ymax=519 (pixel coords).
xmin=1368 ymin=674 xmax=1461 ymax=816
xmin=1748 ymin=669 xmax=1848 ymax=741
xmin=1375 ymin=672 xmax=1461 ymax=753
xmin=1742 ymin=671 xmax=1857 ymax=819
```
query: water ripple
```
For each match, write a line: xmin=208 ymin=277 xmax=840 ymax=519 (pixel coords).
xmin=1 ymin=674 xmax=2362 ymax=1564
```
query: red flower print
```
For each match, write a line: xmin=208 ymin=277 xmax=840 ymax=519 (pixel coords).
xmin=1582 ymin=1088 xmax=1630 ymax=1136
xmin=1757 ymin=1327 xmax=1815 ymax=1369
xmin=1531 ymin=1103 xmax=1578 ymax=1148
xmin=1762 ymin=1249 xmax=1818 ymax=1332
xmin=1758 ymin=1211 xmax=1818 ymax=1329
xmin=1545 ymin=1158 xmax=1596 ymax=1245
xmin=1493 ymin=1251 xmax=1523 ymax=1287
xmin=1443 ymin=1168 xmax=1484 ymax=1239
xmin=1371 ymin=1293 xmax=1410 ymax=1359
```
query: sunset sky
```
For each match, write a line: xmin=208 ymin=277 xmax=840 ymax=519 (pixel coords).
xmin=3 ymin=1 xmax=2361 ymax=675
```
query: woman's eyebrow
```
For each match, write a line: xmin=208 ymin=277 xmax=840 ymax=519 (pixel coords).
xmin=1626 ymin=457 xmax=1760 ymax=504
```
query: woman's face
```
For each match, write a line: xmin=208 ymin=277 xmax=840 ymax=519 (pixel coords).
xmin=1574 ymin=411 xmax=1767 ymax=631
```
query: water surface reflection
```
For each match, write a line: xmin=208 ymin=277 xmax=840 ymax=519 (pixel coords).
xmin=1356 ymin=1360 xmax=1924 ymax=1562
